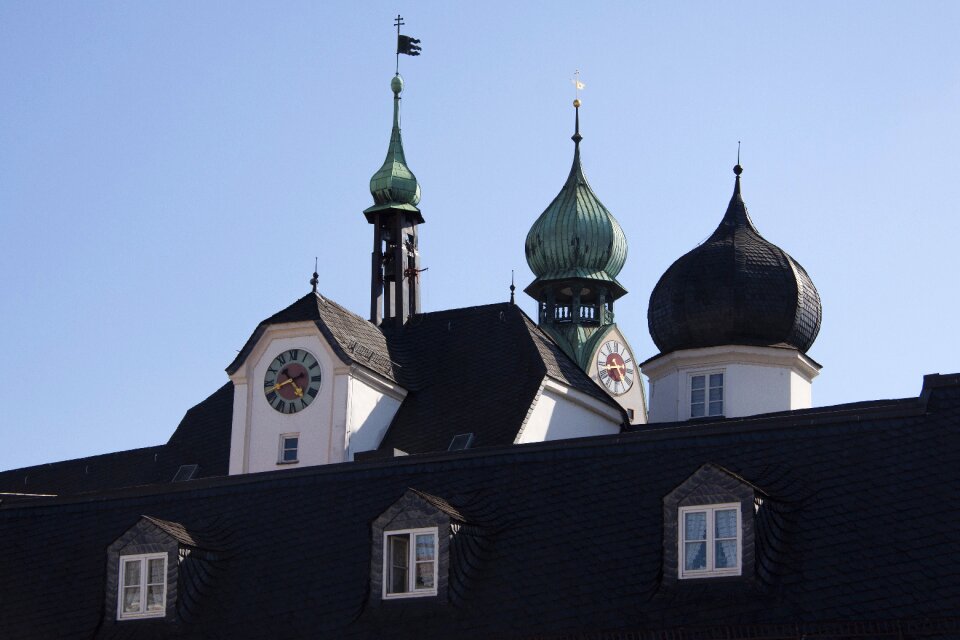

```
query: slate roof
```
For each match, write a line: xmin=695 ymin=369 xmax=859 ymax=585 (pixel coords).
xmin=1 ymin=373 xmax=958 ymax=639
xmin=1 ymin=296 xmax=620 ymax=495
xmin=0 ymin=383 xmax=232 ymax=496
xmin=647 ymin=167 xmax=822 ymax=356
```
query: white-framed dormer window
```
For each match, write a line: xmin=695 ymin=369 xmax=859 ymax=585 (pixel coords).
xmin=690 ymin=371 xmax=724 ymax=418
xmin=679 ymin=504 xmax=741 ymax=578
xmin=117 ymin=553 xmax=167 ymax=619
xmin=382 ymin=527 xmax=438 ymax=598
xmin=278 ymin=433 xmax=299 ymax=464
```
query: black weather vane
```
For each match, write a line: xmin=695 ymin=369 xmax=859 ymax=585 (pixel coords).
xmin=394 ymin=14 xmax=421 ymax=74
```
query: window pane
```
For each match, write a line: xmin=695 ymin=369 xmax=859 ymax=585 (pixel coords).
xmin=691 ymin=388 xmax=705 ymax=404
xmin=285 ymin=437 xmax=298 ymax=449
xmin=415 ymin=534 xmax=435 ymax=561
xmin=691 ymin=403 xmax=705 ymax=417
xmin=709 ymin=400 xmax=723 ymax=416
xmin=123 ymin=560 xmax=140 ymax=586
xmin=684 ymin=542 xmax=706 ymax=570
xmin=716 ymin=539 xmax=738 ymax=568
xmin=691 ymin=375 xmax=705 ymax=390
xmin=123 ymin=586 xmax=141 ymax=613
xmin=283 ymin=448 xmax=298 ymax=462
xmin=148 ymin=558 xmax=165 ymax=584
xmin=709 ymin=386 xmax=722 ymax=402
xmin=415 ymin=561 xmax=435 ymax=589
xmin=710 ymin=373 xmax=723 ymax=387
xmin=684 ymin=512 xmax=707 ymax=540
xmin=146 ymin=586 xmax=165 ymax=611
xmin=388 ymin=535 xmax=409 ymax=594
xmin=715 ymin=509 xmax=738 ymax=538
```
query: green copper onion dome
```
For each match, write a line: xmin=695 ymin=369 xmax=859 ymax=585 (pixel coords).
xmin=369 ymin=74 xmax=421 ymax=208
xmin=524 ymin=106 xmax=627 ymax=300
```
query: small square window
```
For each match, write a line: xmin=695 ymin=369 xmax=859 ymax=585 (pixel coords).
xmin=679 ymin=504 xmax=741 ymax=578
xmin=278 ymin=433 xmax=299 ymax=464
xmin=171 ymin=464 xmax=198 ymax=482
xmin=383 ymin=528 xmax=438 ymax=598
xmin=690 ymin=372 xmax=723 ymax=418
xmin=447 ymin=433 xmax=474 ymax=451
xmin=117 ymin=553 xmax=167 ymax=619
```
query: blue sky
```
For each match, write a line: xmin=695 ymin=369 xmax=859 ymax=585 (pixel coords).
xmin=2 ymin=2 xmax=959 ymax=471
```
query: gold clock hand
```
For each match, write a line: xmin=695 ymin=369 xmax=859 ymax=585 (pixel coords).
xmin=291 ymin=380 xmax=304 ymax=397
xmin=271 ymin=378 xmax=294 ymax=392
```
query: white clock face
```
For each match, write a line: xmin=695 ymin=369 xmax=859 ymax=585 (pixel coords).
xmin=596 ymin=340 xmax=635 ymax=396
xmin=263 ymin=349 xmax=322 ymax=414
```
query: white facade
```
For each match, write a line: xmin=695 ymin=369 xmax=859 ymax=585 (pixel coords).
xmin=643 ymin=345 xmax=820 ymax=424
xmin=227 ymin=321 xmax=406 ymax=474
xmin=515 ymin=378 xmax=623 ymax=444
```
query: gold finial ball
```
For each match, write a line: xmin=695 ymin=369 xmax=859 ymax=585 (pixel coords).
xmin=573 ymin=98 xmax=581 ymax=108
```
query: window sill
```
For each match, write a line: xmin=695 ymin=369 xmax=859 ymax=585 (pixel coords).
xmin=276 ymin=460 xmax=300 ymax=466
xmin=383 ymin=589 xmax=438 ymax=600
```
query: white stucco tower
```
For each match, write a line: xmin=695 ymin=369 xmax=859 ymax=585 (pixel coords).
xmin=643 ymin=165 xmax=822 ymax=423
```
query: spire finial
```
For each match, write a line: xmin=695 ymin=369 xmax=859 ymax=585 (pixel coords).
xmin=510 ymin=270 xmax=516 ymax=305
xmin=734 ymin=141 xmax=743 ymax=176
xmin=310 ymin=257 xmax=319 ymax=293
xmin=395 ymin=15 xmax=421 ymax=76
xmin=571 ymin=70 xmax=584 ymax=145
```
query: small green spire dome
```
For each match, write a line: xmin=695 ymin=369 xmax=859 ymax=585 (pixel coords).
xmin=525 ymin=142 xmax=627 ymax=284
xmin=369 ymin=74 xmax=421 ymax=208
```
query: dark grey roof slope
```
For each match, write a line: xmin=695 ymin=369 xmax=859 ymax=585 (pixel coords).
xmin=379 ymin=303 xmax=621 ymax=453
xmin=2 ymin=373 xmax=957 ymax=639
xmin=648 ymin=167 xmax=822 ymax=356
xmin=0 ymin=383 xmax=232 ymax=496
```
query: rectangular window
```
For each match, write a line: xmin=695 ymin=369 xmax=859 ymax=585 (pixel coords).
xmin=679 ymin=504 xmax=741 ymax=578
xmin=117 ymin=553 xmax=167 ymax=619
xmin=278 ymin=433 xmax=299 ymax=464
xmin=383 ymin=528 xmax=438 ymax=598
xmin=690 ymin=372 xmax=724 ymax=418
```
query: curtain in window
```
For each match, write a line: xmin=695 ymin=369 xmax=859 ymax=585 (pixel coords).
xmin=684 ymin=511 xmax=707 ymax=570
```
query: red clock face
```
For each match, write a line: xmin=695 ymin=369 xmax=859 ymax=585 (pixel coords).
xmin=264 ymin=349 xmax=322 ymax=414
xmin=596 ymin=340 xmax=635 ymax=396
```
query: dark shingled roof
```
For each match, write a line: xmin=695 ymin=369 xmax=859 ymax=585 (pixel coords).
xmin=648 ymin=168 xmax=822 ymax=356
xmin=0 ymin=384 xmax=232 ymax=496
xmin=1 ymin=373 xmax=958 ymax=639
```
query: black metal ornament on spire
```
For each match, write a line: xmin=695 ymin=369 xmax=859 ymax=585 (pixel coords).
xmin=394 ymin=15 xmax=421 ymax=74
xmin=510 ymin=270 xmax=516 ymax=305
xmin=310 ymin=257 xmax=319 ymax=293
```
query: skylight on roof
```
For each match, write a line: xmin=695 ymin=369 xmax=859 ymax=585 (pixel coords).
xmin=171 ymin=465 xmax=198 ymax=482
xmin=447 ymin=434 xmax=474 ymax=451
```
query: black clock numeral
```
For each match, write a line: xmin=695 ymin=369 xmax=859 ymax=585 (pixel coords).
xmin=307 ymin=387 xmax=319 ymax=398
xmin=301 ymin=351 xmax=309 ymax=362
xmin=275 ymin=353 xmax=287 ymax=365
xmin=300 ymin=399 xmax=308 ymax=409
xmin=599 ymin=369 xmax=609 ymax=380
xmin=288 ymin=349 xmax=299 ymax=362
xmin=286 ymin=402 xmax=297 ymax=414
xmin=274 ymin=399 xmax=285 ymax=412
xmin=264 ymin=378 xmax=275 ymax=388
xmin=309 ymin=362 xmax=319 ymax=370
xmin=311 ymin=375 xmax=321 ymax=383
xmin=625 ymin=357 xmax=633 ymax=364
xmin=267 ymin=367 xmax=277 ymax=374
xmin=266 ymin=391 xmax=277 ymax=403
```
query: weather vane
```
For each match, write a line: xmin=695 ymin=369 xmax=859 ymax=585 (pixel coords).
xmin=395 ymin=15 xmax=421 ymax=75
xmin=572 ymin=70 xmax=585 ymax=106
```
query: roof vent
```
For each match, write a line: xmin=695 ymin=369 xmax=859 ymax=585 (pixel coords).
xmin=447 ymin=433 xmax=474 ymax=451
xmin=171 ymin=464 xmax=199 ymax=482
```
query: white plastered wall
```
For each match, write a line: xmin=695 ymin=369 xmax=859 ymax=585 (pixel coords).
xmin=515 ymin=378 xmax=623 ymax=444
xmin=228 ymin=322 xmax=405 ymax=474
xmin=643 ymin=345 xmax=821 ymax=424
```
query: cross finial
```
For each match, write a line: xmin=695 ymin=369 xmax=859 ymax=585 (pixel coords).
xmin=310 ymin=257 xmax=319 ymax=293
xmin=510 ymin=270 xmax=516 ymax=305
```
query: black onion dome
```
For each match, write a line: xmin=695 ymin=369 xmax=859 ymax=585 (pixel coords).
xmin=647 ymin=167 xmax=821 ymax=355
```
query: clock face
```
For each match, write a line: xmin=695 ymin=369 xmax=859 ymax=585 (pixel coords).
xmin=263 ymin=349 xmax=322 ymax=414
xmin=596 ymin=340 xmax=635 ymax=396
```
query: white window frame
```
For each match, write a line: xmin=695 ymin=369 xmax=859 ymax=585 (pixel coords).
xmin=278 ymin=432 xmax=300 ymax=464
xmin=382 ymin=527 xmax=439 ymax=599
xmin=117 ymin=552 xmax=167 ymax=620
xmin=679 ymin=503 xmax=742 ymax=579
xmin=688 ymin=370 xmax=724 ymax=419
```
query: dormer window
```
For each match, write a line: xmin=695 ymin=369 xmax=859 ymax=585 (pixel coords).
xmin=679 ymin=503 xmax=741 ymax=578
xmin=691 ymin=372 xmax=723 ymax=418
xmin=117 ymin=553 xmax=167 ymax=619
xmin=383 ymin=528 xmax=438 ymax=598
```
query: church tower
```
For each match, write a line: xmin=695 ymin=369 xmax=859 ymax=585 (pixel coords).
xmin=365 ymin=73 xmax=423 ymax=327
xmin=644 ymin=164 xmax=822 ymax=422
xmin=525 ymin=99 xmax=647 ymax=424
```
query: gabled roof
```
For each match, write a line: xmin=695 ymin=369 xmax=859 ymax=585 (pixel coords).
xmin=1 ymin=374 xmax=957 ymax=639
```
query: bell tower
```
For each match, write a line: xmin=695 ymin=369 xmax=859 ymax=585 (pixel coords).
xmin=524 ymin=96 xmax=646 ymax=423
xmin=364 ymin=73 xmax=424 ymax=327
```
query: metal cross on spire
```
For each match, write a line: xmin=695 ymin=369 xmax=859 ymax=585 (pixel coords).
xmin=572 ymin=70 xmax=585 ymax=102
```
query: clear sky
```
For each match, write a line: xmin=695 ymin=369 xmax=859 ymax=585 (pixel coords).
xmin=2 ymin=2 xmax=958 ymax=472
